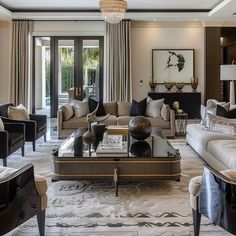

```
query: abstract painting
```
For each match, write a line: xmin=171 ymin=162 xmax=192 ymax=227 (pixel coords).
xmin=152 ymin=49 xmax=195 ymax=84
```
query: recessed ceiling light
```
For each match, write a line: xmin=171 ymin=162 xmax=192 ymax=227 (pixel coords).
xmin=193 ymin=18 xmax=198 ymax=21
xmin=153 ymin=18 xmax=157 ymax=21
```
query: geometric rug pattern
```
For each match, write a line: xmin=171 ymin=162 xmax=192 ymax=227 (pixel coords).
xmin=4 ymin=138 xmax=233 ymax=235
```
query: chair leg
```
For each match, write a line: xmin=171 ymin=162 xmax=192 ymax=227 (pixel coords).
xmin=37 ymin=209 xmax=45 ymax=236
xmin=3 ymin=158 xmax=7 ymax=167
xmin=21 ymin=146 xmax=25 ymax=156
xmin=44 ymin=134 xmax=46 ymax=142
xmin=33 ymin=141 xmax=36 ymax=151
xmin=192 ymin=209 xmax=201 ymax=236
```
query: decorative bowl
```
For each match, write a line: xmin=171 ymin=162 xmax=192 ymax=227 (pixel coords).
xmin=175 ymin=82 xmax=185 ymax=92
xmin=164 ymin=81 xmax=174 ymax=92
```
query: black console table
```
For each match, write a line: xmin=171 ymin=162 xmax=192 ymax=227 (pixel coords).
xmin=148 ymin=92 xmax=201 ymax=119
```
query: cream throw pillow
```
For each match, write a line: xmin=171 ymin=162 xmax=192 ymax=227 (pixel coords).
xmin=161 ymin=104 xmax=170 ymax=121
xmin=8 ymin=104 xmax=30 ymax=120
xmin=61 ymin=103 xmax=74 ymax=121
xmin=201 ymin=99 xmax=230 ymax=126
xmin=0 ymin=118 xmax=4 ymax=131
xmin=71 ymin=99 xmax=90 ymax=118
xmin=204 ymin=113 xmax=236 ymax=135
xmin=146 ymin=97 xmax=164 ymax=118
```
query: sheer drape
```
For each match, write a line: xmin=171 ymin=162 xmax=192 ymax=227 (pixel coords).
xmin=11 ymin=20 xmax=32 ymax=109
xmin=104 ymin=20 xmax=132 ymax=102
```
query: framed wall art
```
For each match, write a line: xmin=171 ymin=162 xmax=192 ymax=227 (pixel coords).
xmin=152 ymin=49 xmax=195 ymax=84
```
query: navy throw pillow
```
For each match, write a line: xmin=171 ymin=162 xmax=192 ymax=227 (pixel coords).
xmin=130 ymin=98 xmax=147 ymax=116
xmin=88 ymin=98 xmax=106 ymax=117
xmin=216 ymin=104 xmax=236 ymax=118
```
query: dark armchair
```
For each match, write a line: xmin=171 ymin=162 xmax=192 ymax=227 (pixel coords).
xmin=0 ymin=103 xmax=47 ymax=151
xmin=0 ymin=164 xmax=47 ymax=235
xmin=0 ymin=122 xmax=25 ymax=167
xmin=189 ymin=165 xmax=236 ymax=236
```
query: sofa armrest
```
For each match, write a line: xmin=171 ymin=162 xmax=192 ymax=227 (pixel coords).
xmin=30 ymin=114 xmax=47 ymax=125
xmin=170 ymin=109 xmax=175 ymax=137
xmin=57 ymin=110 xmax=63 ymax=139
xmin=1 ymin=117 xmax=36 ymax=140
xmin=4 ymin=122 xmax=25 ymax=134
xmin=0 ymin=131 xmax=8 ymax=158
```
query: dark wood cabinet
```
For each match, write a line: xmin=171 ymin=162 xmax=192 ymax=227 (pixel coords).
xmin=148 ymin=92 xmax=201 ymax=119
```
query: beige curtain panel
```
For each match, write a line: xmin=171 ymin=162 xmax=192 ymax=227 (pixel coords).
xmin=11 ymin=20 xmax=32 ymax=108
xmin=105 ymin=20 xmax=132 ymax=102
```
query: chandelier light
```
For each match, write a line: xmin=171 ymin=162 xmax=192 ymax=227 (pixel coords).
xmin=99 ymin=0 xmax=127 ymax=24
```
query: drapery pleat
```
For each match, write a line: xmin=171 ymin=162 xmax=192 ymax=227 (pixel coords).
xmin=104 ymin=20 xmax=132 ymax=102
xmin=11 ymin=20 xmax=32 ymax=109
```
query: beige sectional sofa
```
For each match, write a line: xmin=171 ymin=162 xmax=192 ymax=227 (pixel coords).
xmin=186 ymin=123 xmax=236 ymax=170
xmin=58 ymin=101 xmax=175 ymax=138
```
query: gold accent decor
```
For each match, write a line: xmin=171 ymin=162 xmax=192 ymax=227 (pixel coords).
xmin=149 ymin=77 xmax=157 ymax=92
xmin=99 ymin=0 xmax=127 ymax=24
xmin=164 ymin=81 xmax=174 ymax=92
xmin=191 ymin=76 xmax=198 ymax=92
xmin=173 ymin=101 xmax=180 ymax=112
xmin=175 ymin=82 xmax=185 ymax=92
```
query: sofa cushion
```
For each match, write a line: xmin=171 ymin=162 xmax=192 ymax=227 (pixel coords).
xmin=222 ymin=168 xmax=236 ymax=181
xmin=63 ymin=116 xmax=88 ymax=129
xmin=118 ymin=102 xmax=131 ymax=116
xmin=8 ymin=132 xmax=24 ymax=146
xmin=147 ymin=117 xmax=170 ymax=129
xmin=117 ymin=116 xmax=170 ymax=129
xmin=71 ymin=100 xmax=89 ymax=118
xmin=0 ymin=118 xmax=4 ymax=131
xmin=207 ymin=140 xmax=236 ymax=169
xmin=146 ymin=97 xmax=164 ymax=118
xmin=88 ymin=98 xmax=106 ymax=116
xmin=8 ymin=104 xmax=30 ymax=120
xmin=63 ymin=115 xmax=117 ymax=129
xmin=104 ymin=102 xmax=117 ymax=116
xmin=117 ymin=116 xmax=133 ymax=125
xmin=186 ymin=124 xmax=236 ymax=149
xmin=101 ymin=115 xmax=117 ymax=125
xmin=61 ymin=103 xmax=74 ymax=120
xmin=130 ymin=98 xmax=147 ymax=116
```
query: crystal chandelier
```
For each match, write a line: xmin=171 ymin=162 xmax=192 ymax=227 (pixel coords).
xmin=99 ymin=0 xmax=127 ymax=24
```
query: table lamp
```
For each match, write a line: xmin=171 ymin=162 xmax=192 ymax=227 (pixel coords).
xmin=220 ymin=64 xmax=236 ymax=104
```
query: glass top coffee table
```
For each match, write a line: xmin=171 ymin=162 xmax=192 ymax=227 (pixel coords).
xmin=52 ymin=127 xmax=181 ymax=196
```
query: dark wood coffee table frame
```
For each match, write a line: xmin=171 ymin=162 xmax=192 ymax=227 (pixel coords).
xmin=52 ymin=156 xmax=181 ymax=196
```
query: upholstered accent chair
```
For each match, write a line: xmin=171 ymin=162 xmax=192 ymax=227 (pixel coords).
xmin=0 ymin=103 xmax=47 ymax=151
xmin=0 ymin=122 xmax=25 ymax=166
xmin=189 ymin=165 xmax=236 ymax=236
xmin=0 ymin=164 xmax=48 ymax=236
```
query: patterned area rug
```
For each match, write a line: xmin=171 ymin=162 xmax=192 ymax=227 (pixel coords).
xmin=4 ymin=138 xmax=232 ymax=236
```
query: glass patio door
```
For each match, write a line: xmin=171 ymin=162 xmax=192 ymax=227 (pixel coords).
xmin=33 ymin=36 xmax=104 ymax=118
xmin=74 ymin=37 xmax=104 ymax=102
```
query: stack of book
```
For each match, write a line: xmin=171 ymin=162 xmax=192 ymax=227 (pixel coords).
xmin=96 ymin=135 xmax=127 ymax=156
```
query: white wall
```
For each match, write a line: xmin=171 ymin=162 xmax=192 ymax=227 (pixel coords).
xmin=0 ymin=21 xmax=11 ymax=103
xmin=33 ymin=21 xmax=105 ymax=36
xmin=131 ymin=22 xmax=205 ymax=102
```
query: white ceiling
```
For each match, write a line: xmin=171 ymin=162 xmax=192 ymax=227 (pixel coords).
xmin=0 ymin=0 xmax=223 ymax=10
xmin=0 ymin=0 xmax=236 ymax=23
